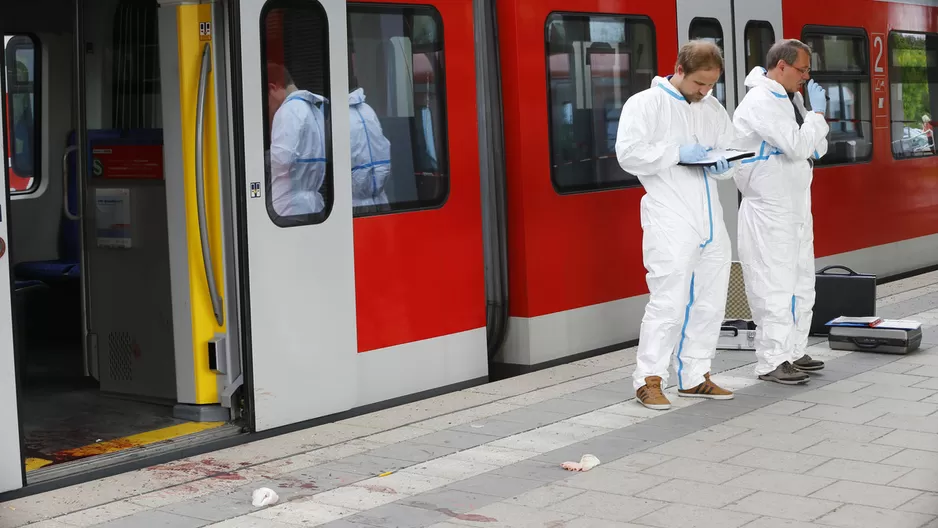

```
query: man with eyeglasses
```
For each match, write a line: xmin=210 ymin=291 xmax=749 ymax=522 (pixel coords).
xmin=732 ymin=39 xmax=830 ymax=385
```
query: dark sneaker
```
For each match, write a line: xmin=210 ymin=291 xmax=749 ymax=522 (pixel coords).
xmin=636 ymin=376 xmax=671 ymax=410
xmin=759 ymin=361 xmax=810 ymax=385
xmin=678 ymin=373 xmax=734 ymax=399
xmin=793 ymin=354 xmax=825 ymax=371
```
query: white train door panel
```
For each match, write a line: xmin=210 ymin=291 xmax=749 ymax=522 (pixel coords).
xmin=237 ymin=0 xmax=357 ymax=431
xmin=676 ymin=0 xmax=740 ymax=257
xmin=0 ymin=79 xmax=24 ymax=492
xmin=732 ymin=0 xmax=783 ymax=106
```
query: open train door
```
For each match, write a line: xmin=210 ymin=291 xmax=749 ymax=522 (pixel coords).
xmin=234 ymin=0 xmax=358 ymax=431
xmin=0 ymin=47 xmax=25 ymax=494
xmin=676 ymin=0 xmax=740 ymax=257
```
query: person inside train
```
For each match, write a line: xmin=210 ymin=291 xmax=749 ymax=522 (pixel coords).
xmin=615 ymin=39 xmax=738 ymax=410
xmin=732 ymin=39 xmax=830 ymax=385
xmin=348 ymin=58 xmax=392 ymax=213
xmin=267 ymin=62 xmax=329 ymax=219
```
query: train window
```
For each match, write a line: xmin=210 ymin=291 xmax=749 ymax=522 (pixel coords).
xmin=888 ymin=31 xmax=937 ymax=159
xmin=260 ymin=0 xmax=333 ymax=227
xmin=4 ymin=34 xmax=41 ymax=195
xmin=802 ymin=28 xmax=873 ymax=165
xmin=689 ymin=18 xmax=726 ymax=106
xmin=744 ymin=21 xmax=775 ymax=74
xmin=347 ymin=5 xmax=448 ymax=216
xmin=545 ymin=13 xmax=656 ymax=194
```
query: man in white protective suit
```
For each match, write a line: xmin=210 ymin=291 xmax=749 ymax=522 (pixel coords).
xmin=267 ymin=63 xmax=329 ymax=220
xmin=348 ymin=69 xmax=392 ymax=213
xmin=733 ymin=39 xmax=829 ymax=384
xmin=616 ymin=40 xmax=738 ymax=410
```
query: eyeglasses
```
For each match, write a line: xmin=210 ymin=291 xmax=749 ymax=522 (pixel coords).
xmin=786 ymin=62 xmax=811 ymax=75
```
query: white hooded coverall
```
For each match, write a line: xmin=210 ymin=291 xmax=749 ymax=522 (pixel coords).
xmin=270 ymin=90 xmax=328 ymax=218
xmin=616 ymin=76 xmax=736 ymax=392
xmin=349 ymin=88 xmax=392 ymax=208
xmin=733 ymin=67 xmax=829 ymax=376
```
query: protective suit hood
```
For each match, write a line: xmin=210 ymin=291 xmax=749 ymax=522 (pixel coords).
xmin=650 ymin=75 xmax=715 ymax=103
xmin=349 ymin=87 xmax=366 ymax=106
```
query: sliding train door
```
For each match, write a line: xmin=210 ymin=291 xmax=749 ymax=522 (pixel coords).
xmin=677 ymin=0 xmax=740 ymax=255
xmin=731 ymin=0 xmax=782 ymax=108
xmin=236 ymin=0 xmax=357 ymax=431
xmin=0 ymin=49 xmax=24 ymax=493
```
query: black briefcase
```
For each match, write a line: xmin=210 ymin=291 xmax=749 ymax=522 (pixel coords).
xmin=810 ymin=265 xmax=877 ymax=336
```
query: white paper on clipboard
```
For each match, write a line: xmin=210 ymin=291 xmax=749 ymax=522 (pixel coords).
xmin=678 ymin=148 xmax=756 ymax=166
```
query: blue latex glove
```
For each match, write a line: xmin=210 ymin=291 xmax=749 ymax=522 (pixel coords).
xmin=807 ymin=80 xmax=827 ymax=114
xmin=707 ymin=157 xmax=732 ymax=175
xmin=679 ymin=144 xmax=708 ymax=164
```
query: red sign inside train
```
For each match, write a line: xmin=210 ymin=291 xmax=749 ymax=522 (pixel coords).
xmin=91 ymin=145 xmax=164 ymax=180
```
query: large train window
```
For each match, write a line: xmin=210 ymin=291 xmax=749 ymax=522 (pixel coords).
xmin=260 ymin=0 xmax=333 ymax=227
xmin=545 ymin=13 xmax=656 ymax=194
xmin=689 ymin=18 xmax=726 ymax=107
xmin=744 ymin=21 xmax=775 ymax=74
xmin=347 ymin=5 xmax=448 ymax=216
xmin=802 ymin=27 xmax=873 ymax=165
xmin=4 ymin=34 xmax=41 ymax=195
xmin=888 ymin=31 xmax=937 ymax=159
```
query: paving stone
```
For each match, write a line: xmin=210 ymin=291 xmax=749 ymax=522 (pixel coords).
xmin=855 ymin=383 xmax=936 ymax=402
xmin=344 ymin=503 xmax=451 ymax=528
xmin=88 ymin=510 xmax=211 ymax=528
xmin=738 ymin=518 xmax=829 ymax=528
xmin=642 ymin=456 xmax=754 ymax=484
xmin=868 ymin=413 xmax=938 ymax=434
xmin=793 ymin=403 xmax=890 ymax=425
xmin=490 ymin=459 xmax=567 ymax=482
xmin=722 ymin=413 xmax=818 ymax=434
xmin=54 ymin=501 xmax=149 ymax=527
xmin=793 ymin=420 xmax=894 ymax=443
xmin=446 ymin=445 xmax=537 ymax=467
xmin=352 ymin=471 xmax=452 ymax=497
xmin=810 ymin=479 xmax=923 ymax=509
xmin=563 ymin=411 xmax=644 ymax=429
xmin=502 ymin=483 xmax=585 ymax=509
xmin=881 ymin=449 xmax=938 ymax=471
xmin=491 ymin=408 xmax=572 ymax=427
xmin=603 ymin=452 xmax=675 ymax=472
xmin=401 ymin=456 xmax=499 ymax=481
xmin=642 ymin=411 xmax=726 ymax=431
xmin=158 ymin=491 xmax=262 ymax=522
xmin=723 ymin=491 xmax=841 ymax=522
xmin=758 ymin=400 xmax=816 ymax=415
xmin=722 ymin=468 xmax=835 ymax=497
xmin=635 ymin=502 xmax=757 ymax=528
xmin=854 ymin=397 xmax=938 ymax=417
xmin=523 ymin=397 xmax=610 ymax=417
xmin=814 ymin=503 xmax=936 ymax=528
xmin=186 ymin=517 xmax=299 ymax=528
xmin=724 ymin=447 xmax=830 ymax=474
xmin=603 ymin=422 xmax=703 ymax=442
xmin=562 ymin=467 xmax=669 ymax=496
xmin=431 ymin=501 xmax=577 ymax=528
xmin=723 ymin=430 xmax=824 ymax=453
xmin=850 ymin=371 xmax=932 ymax=387
xmin=897 ymin=492 xmax=938 ymax=516
xmin=311 ymin=485 xmax=404 ymax=511
xmin=891 ymin=469 xmax=938 ymax=492
xmin=562 ymin=388 xmax=631 ymax=405
xmin=449 ymin=420 xmax=533 ymax=438
xmin=407 ymin=430 xmax=498 ymax=450
xmin=800 ymin=438 xmax=902 ymax=463
xmin=400 ymin=487 xmax=501 ymax=514
xmin=444 ymin=473 xmax=545 ymax=498
xmin=548 ymin=490 xmax=668 ymax=522
xmin=316 ymin=454 xmax=417 ymax=477
xmin=364 ymin=443 xmax=460 ymax=464
xmin=819 ymin=380 xmax=873 ymax=393
xmin=805 ymin=458 xmax=914 ymax=484
xmin=636 ymin=478 xmax=755 ymax=508
xmin=648 ymin=436 xmax=754 ymax=462
xmin=790 ymin=389 xmax=877 ymax=408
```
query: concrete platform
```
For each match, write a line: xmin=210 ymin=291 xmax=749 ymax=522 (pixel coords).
xmin=3 ymin=271 xmax=938 ymax=528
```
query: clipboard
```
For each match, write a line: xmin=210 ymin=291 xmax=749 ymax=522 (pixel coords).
xmin=678 ymin=148 xmax=756 ymax=166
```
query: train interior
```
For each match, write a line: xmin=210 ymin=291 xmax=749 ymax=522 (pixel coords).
xmin=4 ymin=0 xmax=239 ymax=481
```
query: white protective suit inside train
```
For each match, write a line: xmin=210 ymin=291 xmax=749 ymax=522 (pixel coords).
xmin=349 ymin=88 xmax=392 ymax=209
xmin=269 ymin=90 xmax=328 ymax=218
xmin=615 ymin=75 xmax=737 ymax=392
xmin=733 ymin=67 xmax=829 ymax=376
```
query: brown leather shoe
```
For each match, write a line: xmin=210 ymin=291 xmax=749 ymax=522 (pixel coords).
xmin=678 ymin=373 xmax=734 ymax=399
xmin=636 ymin=376 xmax=671 ymax=410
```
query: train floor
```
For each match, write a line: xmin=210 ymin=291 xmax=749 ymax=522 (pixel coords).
xmin=3 ymin=271 xmax=938 ymax=527
xmin=14 ymin=292 xmax=222 ymax=473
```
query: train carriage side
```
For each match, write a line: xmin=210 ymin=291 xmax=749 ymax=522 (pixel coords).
xmin=781 ymin=0 xmax=938 ymax=276
xmin=494 ymin=0 xmax=677 ymax=369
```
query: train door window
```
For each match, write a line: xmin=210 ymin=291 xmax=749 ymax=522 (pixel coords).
xmin=744 ymin=21 xmax=775 ymax=75
xmin=802 ymin=27 xmax=873 ymax=165
xmin=3 ymin=34 xmax=41 ymax=194
xmin=545 ymin=13 xmax=656 ymax=193
xmin=689 ymin=17 xmax=725 ymax=106
xmin=888 ymin=31 xmax=937 ymax=159
xmin=261 ymin=0 xmax=333 ymax=227
xmin=347 ymin=5 xmax=448 ymax=216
